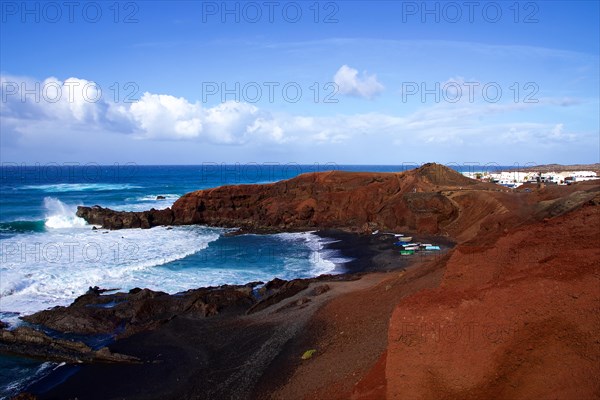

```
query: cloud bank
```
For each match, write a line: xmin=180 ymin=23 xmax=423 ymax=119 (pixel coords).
xmin=0 ymin=74 xmax=591 ymax=158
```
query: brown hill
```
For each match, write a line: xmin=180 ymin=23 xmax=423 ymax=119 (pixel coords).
xmin=78 ymin=163 xmax=493 ymax=235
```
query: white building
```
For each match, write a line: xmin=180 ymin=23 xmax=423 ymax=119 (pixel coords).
xmin=488 ymin=171 xmax=533 ymax=187
xmin=563 ymin=171 xmax=599 ymax=184
xmin=463 ymin=170 xmax=598 ymax=187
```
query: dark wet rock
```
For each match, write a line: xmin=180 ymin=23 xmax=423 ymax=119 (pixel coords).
xmin=0 ymin=327 xmax=139 ymax=364
xmin=0 ymin=320 xmax=7 ymax=329
xmin=156 ymin=195 xmax=166 ymax=200
xmin=22 ymin=283 xmax=261 ymax=337
xmin=86 ymin=286 xmax=116 ymax=295
xmin=76 ymin=205 xmax=174 ymax=230
xmin=247 ymin=279 xmax=310 ymax=315
xmin=8 ymin=274 xmax=361 ymax=365
xmin=257 ymin=277 xmax=288 ymax=297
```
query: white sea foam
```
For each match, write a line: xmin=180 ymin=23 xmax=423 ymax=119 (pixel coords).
xmin=132 ymin=194 xmax=180 ymax=202
xmin=1 ymin=361 xmax=56 ymax=398
xmin=0 ymin=224 xmax=221 ymax=317
xmin=274 ymin=231 xmax=351 ymax=276
xmin=43 ymin=197 xmax=88 ymax=229
xmin=1 ymin=200 xmax=348 ymax=320
xmin=110 ymin=194 xmax=180 ymax=212
xmin=20 ymin=183 xmax=142 ymax=192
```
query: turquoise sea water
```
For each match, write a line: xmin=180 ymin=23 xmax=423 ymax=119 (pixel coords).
xmin=0 ymin=163 xmax=510 ymax=397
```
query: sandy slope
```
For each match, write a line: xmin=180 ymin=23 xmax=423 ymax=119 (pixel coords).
xmin=386 ymin=196 xmax=600 ymax=399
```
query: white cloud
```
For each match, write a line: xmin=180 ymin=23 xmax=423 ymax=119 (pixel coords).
xmin=1 ymin=75 xmax=105 ymax=124
xmin=1 ymin=74 xmax=590 ymax=154
xmin=202 ymin=101 xmax=260 ymax=144
xmin=1 ymin=75 xmax=273 ymax=145
xmin=246 ymin=117 xmax=286 ymax=143
xmin=126 ymin=94 xmax=267 ymax=143
xmin=333 ymin=65 xmax=384 ymax=99
xmin=129 ymin=93 xmax=203 ymax=139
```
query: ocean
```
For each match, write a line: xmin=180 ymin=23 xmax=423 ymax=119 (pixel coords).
xmin=0 ymin=163 xmax=508 ymax=397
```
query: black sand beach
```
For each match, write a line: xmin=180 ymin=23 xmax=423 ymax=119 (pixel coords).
xmin=16 ymin=230 xmax=453 ymax=400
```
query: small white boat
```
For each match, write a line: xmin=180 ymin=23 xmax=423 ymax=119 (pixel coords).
xmin=372 ymin=230 xmax=379 ymax=235
xmin=420 ymin=243 xmax=433 ymax=247
xmin=404 ymin=245 xmax=420 ymax=251
xmin=394 ymin=233 xmax=404 ymax=237
xmin=398 ymin=236 xmax=413 ymax=242
xmin=425 ymin=245 xmax=441 ymax=251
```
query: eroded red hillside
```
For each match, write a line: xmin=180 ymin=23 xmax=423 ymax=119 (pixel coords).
xmin=386 ymin=193 xmax=600 ymax=399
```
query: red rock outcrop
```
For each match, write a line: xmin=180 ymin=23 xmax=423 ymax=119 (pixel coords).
xmin=78 ymin=163 xmax=487 ymax=234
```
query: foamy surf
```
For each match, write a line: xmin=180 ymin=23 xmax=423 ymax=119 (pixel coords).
xmin=1 ymin=200 xmax=348 ymax=324
xmin=0 ymin=225 xmax=222 ymax=319
xmin=43 ymin=197 xmax=88 ymax=229
xmin=0 ymin=360 xmax=56 ymax=399
xmin=110 ymin=194 xmax=180 ymax=212
xmin=274 ymin=231 xmax=352 ymax=276
xmin=0 ymin=198 xmax=88 ymax=233
xmin=20 ymin=183 xmax=142 ymax=192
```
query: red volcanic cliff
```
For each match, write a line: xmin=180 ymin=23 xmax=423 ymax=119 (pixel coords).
xmin=78 ymin=163 xmax=488 ymax=234
xmin=386 ymin=190 xmax=600 ymax=399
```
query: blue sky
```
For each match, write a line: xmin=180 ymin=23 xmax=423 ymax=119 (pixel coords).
xmin=1 ymin=0 xmax=598 ymax=165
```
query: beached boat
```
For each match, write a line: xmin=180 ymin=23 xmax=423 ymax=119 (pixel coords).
xmin=398 ymin=236 xmax=413 ymax=242
xmin=400 ymin=250 xmax=415 ymax=255
xmin=371 ymin=230 xmax=379 ymax=235
xmin=425 ymin=245 xmax=441 ymax=251
xmin=404 ymin=245 xmax=420 ymax=251
xmin=419 ymin=243 xmax=432 ymax=248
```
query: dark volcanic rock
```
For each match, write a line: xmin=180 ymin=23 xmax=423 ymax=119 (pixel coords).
xmin=76 ymin=206 xmax=174 ymax=230
xmin=77 ymin=164 xmax=479 ymax=233
xmin=22 ymin=283 xmax=260 ymax=337
xmin=247 ymin=279 xmax=310 ymax=315
xmin=0 ymin=327 xmax=139 ymax=364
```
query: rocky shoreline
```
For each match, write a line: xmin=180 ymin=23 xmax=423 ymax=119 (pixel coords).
xmin=2 ymin=229 xmax=416 ymax=399
xmin=3 ymin=164 xmax=599 ymax=399
xmin=75 ymin=163 xmax=490 ymax=234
